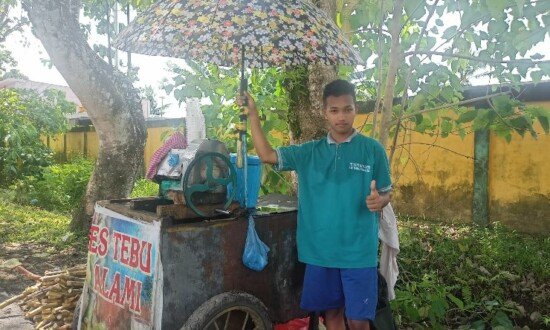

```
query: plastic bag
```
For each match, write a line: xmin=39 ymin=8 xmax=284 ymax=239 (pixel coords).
xmin=242 ymin=215 xmax=270 ymax=271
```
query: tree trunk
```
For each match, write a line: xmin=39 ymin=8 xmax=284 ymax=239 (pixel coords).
xmin=24 ymin=0 xmax=147 ymax=231
xmin=378 ymin=0 xmax=404 ymax=147
xmin=286 ymin=0 xmax=338 ymax=144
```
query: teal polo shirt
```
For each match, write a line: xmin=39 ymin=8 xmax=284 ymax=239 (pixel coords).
xmin=275 ymin=131 xmax=392 ymax=268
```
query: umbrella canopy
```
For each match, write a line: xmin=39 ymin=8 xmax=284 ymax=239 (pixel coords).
xmin=114 ymin=0 xmax=361 ymax=68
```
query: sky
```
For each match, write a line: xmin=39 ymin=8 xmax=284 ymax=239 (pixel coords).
xmin=4 ymin=10 xmax=187 ymax=118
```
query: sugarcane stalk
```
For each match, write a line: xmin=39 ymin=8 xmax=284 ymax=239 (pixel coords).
xmin=0 ymin=293 xmax=24 ymax=309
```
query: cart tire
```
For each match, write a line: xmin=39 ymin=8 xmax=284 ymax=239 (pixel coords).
xmin=181 ymin=291 xmax=272 ymax=330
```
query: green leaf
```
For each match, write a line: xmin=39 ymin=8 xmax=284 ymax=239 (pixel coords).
xmin=515 ymin=0 xmax=526 ymax=15
xmin=414 ymin=114 xmax=424 ymax=125
xmin=530 ymin=70 xmax=543 ymax=82
xmin=488 ymin=20 xmax=507 ymax=34
xmin=447 ymin=293 xmax=464 ymax=309
xmin=441 ymin=120 xmax=453 ymax=138
xmin=486 ymin=0 xmax=507 ymax=18
xmin=491 ymin=311 xmax=514 ymax=328
xmin=457 ymin=110 xmax=477 ymax=123
xmin=404 ymin=0 xmax=425 ymax=20
xmin=537 ymin=116 xmax=549 ymax=134
xmin=442 ymin=26 xmax=458 ymax=39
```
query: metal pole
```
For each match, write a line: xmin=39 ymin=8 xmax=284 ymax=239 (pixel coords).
xmin=238 ymin=45 xmax=248 ymax=208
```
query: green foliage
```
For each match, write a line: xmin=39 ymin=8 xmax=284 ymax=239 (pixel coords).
xmin=403 ymin=95 xmax=550 ymax=141
xmin=130 ymin=178 xmax=158 ymax=197
xmin=0 ymin=89 xmax=74 ymax=186
xmin=164 ymin=60 xmax=293 ymax=195
xmin=345 ymin=0 xmax=549 ymax=143
xmin=0 ymin=200 xmax=86 ymax=249
xmin=9 ymin=157 xmax=94 ymax=214
xmin=393 ymin=217 xmax=549 ymax=328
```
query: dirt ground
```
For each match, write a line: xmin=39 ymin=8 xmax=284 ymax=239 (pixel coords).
xmin=0 ymin=242 xmax=86 ymax=299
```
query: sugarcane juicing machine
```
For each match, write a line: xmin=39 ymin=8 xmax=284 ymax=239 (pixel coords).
xmin=150 ymin=137 xmax=261 ymax=219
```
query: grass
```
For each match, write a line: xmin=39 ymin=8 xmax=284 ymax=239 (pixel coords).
xmin=0 ymin=200 xmax=86 ymax=250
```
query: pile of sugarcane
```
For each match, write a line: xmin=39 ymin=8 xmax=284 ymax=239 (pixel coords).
xmin=0 ymin=264 xmax=86 ymax=329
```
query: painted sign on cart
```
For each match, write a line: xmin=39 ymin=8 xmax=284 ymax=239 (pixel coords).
xmin=78 ymin=204 xmax=163 ymax=329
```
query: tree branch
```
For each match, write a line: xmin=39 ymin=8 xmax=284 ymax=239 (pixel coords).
xmin=395 ymin=142 xmax=474 ymax=159
xmin=390 ymin=0 xmax=440 ymax=164
xmin=369 ymin=0 xmax=386 ymax=138
xmin=404 ymin=50 xmax=550 ymax=65
xmin=378 ymin=0 xmax=404 ymax=146
xmin=396 ymin=91 xmax=511 ymax=123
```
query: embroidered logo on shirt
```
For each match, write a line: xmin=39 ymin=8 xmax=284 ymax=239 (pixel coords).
xmin=349 ymin=162 xmax=371 ymax=172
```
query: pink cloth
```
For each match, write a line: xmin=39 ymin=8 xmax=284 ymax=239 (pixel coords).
xmin=146 ymin=132 xmax=188 ymax=180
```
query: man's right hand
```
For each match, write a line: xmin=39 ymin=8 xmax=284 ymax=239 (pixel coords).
xmin=235 ymin=91 xmax=278 ymax=165
xmin=236 ymin=92 xmax=258 ymax=117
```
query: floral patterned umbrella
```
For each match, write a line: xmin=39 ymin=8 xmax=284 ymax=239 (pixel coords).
xmin=114 ymin=0 xmax=361 ymax=209
xmin=114 ymin=0 xmax=361 ymax=68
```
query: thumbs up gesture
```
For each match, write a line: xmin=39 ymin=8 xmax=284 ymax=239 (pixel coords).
xmin=366 ymin=180 xmax=389 ymax=212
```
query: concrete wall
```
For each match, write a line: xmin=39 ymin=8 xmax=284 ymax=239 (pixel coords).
xmin=46 ymin=118 xmax=184 ymax=172
xmin=354 ymin=100 xmax=550 ymax=234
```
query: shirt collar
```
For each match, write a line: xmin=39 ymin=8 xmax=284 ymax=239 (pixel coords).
xmin=327 ymin=129 xmax=358 ymax=145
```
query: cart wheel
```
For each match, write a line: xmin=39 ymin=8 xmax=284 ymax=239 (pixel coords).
xmin=181 ymin=291 xmax=271 ymax=330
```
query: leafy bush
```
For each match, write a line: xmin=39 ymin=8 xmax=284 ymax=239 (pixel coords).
xmin=9 ymin=157 xmax=94 ymax=213
xmin=130 ymin=178 xmax=159 ymax=198
xmin=0 ymin=88 xmax=75 ymax=186
xmin=393 ymin=217 xmax=549 ymax=329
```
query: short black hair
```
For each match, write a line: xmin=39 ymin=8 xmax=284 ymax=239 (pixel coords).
xmin=323 ymin=79 xmax=356 ymax=107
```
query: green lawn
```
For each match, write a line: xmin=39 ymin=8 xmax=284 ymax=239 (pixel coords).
xmin=0 ymin=200 xmax=86 ymax=250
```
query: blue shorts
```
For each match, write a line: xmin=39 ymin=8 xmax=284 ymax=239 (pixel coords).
xmin=300 ymin=264 xmax=378 ymax=321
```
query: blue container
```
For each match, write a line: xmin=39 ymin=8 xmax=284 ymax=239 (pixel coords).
xmin=228 ymin=154 xmax=262 ymax=208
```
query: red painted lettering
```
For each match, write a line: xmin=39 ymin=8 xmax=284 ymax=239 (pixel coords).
xmin=129 ymin=237 xmax=140 ymax=268
xmin=88 ymin=225 xmax=99 ymax=254
xmin=123 ymin=276 xmax=142 ymax=314
xmin=139 ymin=242 xmax=152 ymax=274
xmin=97 ymin=227 xmax=109 ymax=257
xmin=108 ymin=272 xmax=121 ymax=304
xmin=120 ymin=235 xmax=130 ymax=265
xmin=93 ymin=264 xmax=109 ymax=296
xmin=112 ymin=232 xmax=122 ymax=261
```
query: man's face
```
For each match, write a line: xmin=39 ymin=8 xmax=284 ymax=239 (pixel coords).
xmin=324 ymin=94 xmax=356 ymax=136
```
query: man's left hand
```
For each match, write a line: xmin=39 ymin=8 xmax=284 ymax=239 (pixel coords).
xmin=366 ymin=180 xmax=390 ymax=212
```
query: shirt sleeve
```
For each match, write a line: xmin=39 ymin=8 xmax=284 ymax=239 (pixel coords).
xmin=373 ymin=142 xmax=392 ymax=193
xmin=274 ymin=144 xmax=303 ymax=172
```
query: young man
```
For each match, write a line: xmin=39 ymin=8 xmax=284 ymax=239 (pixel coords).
xmin=239 ymin=79 xmax=392 ymax=330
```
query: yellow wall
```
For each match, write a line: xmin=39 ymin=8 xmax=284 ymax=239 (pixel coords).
xmin=47 ymin=125 xmax=179 ymax=172
xmin=488 ymin=101 xmax=550 ymax=233
xmin=354 ymin=101 xmax=550 ymax=233
xmin=144 ymin=127 xmax=177 ymax=169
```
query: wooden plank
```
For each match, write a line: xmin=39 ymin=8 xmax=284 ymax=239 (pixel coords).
xmin=156 ymin=202 xmax=240 ymax=220
xmin=98 ymin=201 xmax=160 ymax=223
xmin=129 ymin=197 xmax=171 ymax=212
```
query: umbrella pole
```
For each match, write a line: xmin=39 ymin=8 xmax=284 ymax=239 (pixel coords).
xmin=237 ymin=44 xmax=249 ymax=209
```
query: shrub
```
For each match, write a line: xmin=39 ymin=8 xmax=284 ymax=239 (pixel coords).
xmin=0 ymin=89 xmax=74 ymax=186
xmin=130 ymin=178 xmax=159 ymax=198
xmin=392 ymin=216 xmax=549 ymax=329
xmin=10 ymin=156 xmax=94 ymax=213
